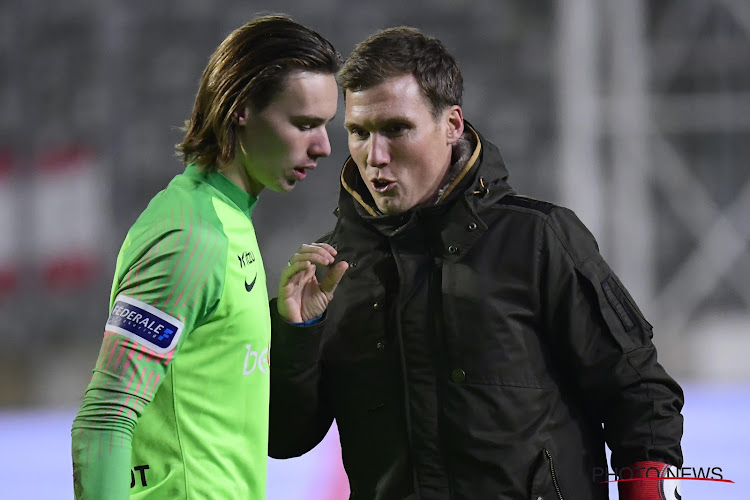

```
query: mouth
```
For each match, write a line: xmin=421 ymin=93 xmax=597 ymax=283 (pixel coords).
xmin=371 ymin=178 xmax=396 ymax=193
xmin=293 ymin=165 xmax=315 ymax=181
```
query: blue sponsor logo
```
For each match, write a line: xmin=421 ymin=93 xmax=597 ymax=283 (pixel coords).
xmin=107 ymin=300 xmax=180 ymax=350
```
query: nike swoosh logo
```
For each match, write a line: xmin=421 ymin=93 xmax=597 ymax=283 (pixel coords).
xmin=245 ymin=274 xmax=257 ymax=292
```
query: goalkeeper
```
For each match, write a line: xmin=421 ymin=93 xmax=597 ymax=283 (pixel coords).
xmin=71 ymin=15 xmax=340 ymax=499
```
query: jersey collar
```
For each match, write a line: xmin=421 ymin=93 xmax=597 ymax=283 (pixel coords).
xmin=184 ymin=164 xmax=258 ymax=218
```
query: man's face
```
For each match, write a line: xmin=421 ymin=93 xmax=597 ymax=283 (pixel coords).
xmin=344 ymin=74 xmax=463 ymax=215
xmin=237 ymin=70 xmax=338 ymax=195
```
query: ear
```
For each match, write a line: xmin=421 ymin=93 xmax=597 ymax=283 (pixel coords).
xmin=445 ymin=106 xmax=464 ymax=144
xmin=232 ymin=106 xmax=251 ymax=126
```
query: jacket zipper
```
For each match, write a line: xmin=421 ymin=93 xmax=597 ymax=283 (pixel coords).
xmin=544 ymin=449 xmax=565 ymax=500
xmin=391 ymin=242 xmax=420 ymax=498
xmin=432 ymin=256 xmax=455 ymax=499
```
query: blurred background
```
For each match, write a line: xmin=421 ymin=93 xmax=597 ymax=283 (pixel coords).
xmin=1 ymin=0 xmax=748 ymax=498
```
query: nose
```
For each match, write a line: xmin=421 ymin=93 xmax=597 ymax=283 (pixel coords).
xmin=367 ymin=134 xmax=390 ymax=168
xmin=309 ymin=127 xmax=332 ymax=159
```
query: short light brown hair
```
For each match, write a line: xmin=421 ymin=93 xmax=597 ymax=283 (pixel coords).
xmin=177 ymin=15 xmax=341 ymax=171
xmin=337 ymin=27 xmax=463 ymax=118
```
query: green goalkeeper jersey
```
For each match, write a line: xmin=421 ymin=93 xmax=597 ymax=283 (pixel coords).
xmin=72 ymin=164 xmax=271 ymax=499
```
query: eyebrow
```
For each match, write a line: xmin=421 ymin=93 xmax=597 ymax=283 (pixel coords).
xmin=344 ymin=116 xmax=412 ymax=130
xmin=292 ymin=113 xmax=337 ymax=125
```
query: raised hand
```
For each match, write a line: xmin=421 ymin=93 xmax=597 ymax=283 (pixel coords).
xmin=277 ymin=243 xmax=349 ymax=323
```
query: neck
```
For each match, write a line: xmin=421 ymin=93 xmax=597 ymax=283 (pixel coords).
xmin=221 ymin=156 xmax=264 ymax=197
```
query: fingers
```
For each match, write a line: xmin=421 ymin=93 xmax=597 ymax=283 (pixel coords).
xmin=288 ymin=243 xmax=337 ymax=267
xmin=319 ymin=243 xmax=338 ymax=256
xmin=300 ymin=242 xmax=337 ymax=256
xmin=319 ymin=261 xmax=349 ymax=296
xmin=279 ymin=261 xmax=314 ymax=288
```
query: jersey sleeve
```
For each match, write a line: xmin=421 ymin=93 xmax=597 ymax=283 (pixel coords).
xmin=71 ymin=214 xmax=227 ymax=500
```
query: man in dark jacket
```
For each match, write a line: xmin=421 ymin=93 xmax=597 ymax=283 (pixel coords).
xmin=269 ymin=26 xmax=684 ymax=500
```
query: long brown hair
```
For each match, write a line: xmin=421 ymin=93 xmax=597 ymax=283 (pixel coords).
xmin=177 ymin=15 xmax=341 ymax=171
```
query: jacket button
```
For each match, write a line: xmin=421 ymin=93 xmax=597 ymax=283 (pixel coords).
xmin=376 ymin=341 xmax=385 ymax=350
xmin=450 ymin=368 xmax=466 ymax=383
xmin=467 ymin=222 xmax=477 ymax=231
xmin=448 ymin=245 xmax=459 ymax=254
xmin=373 ymin=302 xmax=382 ymax=310
xmin=350 ymin=261 xmax=358 ymax=268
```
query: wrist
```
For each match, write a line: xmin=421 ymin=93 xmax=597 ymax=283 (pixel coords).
xmin=276 ymin=300 xmax=302 ymax=323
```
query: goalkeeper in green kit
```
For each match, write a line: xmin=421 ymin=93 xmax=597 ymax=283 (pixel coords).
xmin=71 ymin=15 xmax=341 ymax=499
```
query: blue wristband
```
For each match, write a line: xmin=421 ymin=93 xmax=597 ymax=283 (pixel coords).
xmin=291 ymin=315 xmax=323 ymax=327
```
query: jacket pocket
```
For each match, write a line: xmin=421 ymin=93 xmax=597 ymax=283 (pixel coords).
xmin=575 ymin=260 xmax=654 ymax=352
xmin=529 ymin=448 xmax=565 ymax=500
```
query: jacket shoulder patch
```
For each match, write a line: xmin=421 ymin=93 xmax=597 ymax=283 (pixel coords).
xmin=497 ymin=195 xmax=555 ymax=215
xmin=601 ymin=275 xmax=637 ymax=332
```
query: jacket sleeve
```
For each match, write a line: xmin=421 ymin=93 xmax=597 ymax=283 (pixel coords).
xmin=540 ymin=207 xmax=684 ymax=470
xmin=268 ymin=298 xmax=334 ymax=458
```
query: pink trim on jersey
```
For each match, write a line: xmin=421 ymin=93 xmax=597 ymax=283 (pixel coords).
xmin=140 ymin=345 xmax=169 ymax=365
xmin=138 ymin=374 xmax=154 ymax=414
xmin=173 ymin=217 xmax=206 ymax=307
xmin=116 ymin=350 xmax=138 ymax=419
xmin=151 ymin=347 xmax=167 ymax=366
xmin=150 ymin=374 xmax=161 ymax=399
xmin=132 ymin=209 xmax=180 ymax=303
xmin=160 ymin=206 xmax=182 ymax=285
xmin=124 ymin=217 xmax=165 ymax=298
xmin=165 ymin=215 xmax=199 ymax=306
xmin=134 ymin=217 xmax=169 ymax=302
xmin=177 ymin=218 xmax=216 ymax=308
xmin=99 ymin=336 xmax=175 ymax=410
xmin=120 ymin=346 xmax=137 ymax=388
xmin=141 ymin=371 xmax=154 ymax=404
xmin=112 ymin=344 xmax=127 ymax=372
xmin=129 ymin=365 xmax=149 ymax=418
xmin=93 ymin=340 xmax=126 ymax=391
xmin=184 ymin=229 xmax=222 ymax=308
xmin=162 ymin=205 xmax=193 ymax=308
xmin=103 ymin=332 xmax=119 ymax=366
xmin=92 ymin=333 xmax=118 ymax=384
xmin=132 ymin=361 xmax=145 ymax=395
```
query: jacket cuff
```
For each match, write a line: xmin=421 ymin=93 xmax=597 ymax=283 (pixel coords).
xmin=617 ymin=461 xmax=680 ymax=500
xmin=269 ymin=298 xmax=325 ymax=368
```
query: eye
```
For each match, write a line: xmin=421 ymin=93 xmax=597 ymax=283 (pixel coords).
xmin=293 ymin=118 xmax=324 ymax=131
xmin=348 ymin=128 xmax=369 ymax=140
xmin=384 ymin=123 xmax=407 ymax=136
